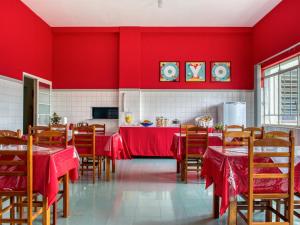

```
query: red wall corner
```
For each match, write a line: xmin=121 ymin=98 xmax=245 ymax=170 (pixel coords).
xmin=0 ymin=0 xmax=52 ymax=81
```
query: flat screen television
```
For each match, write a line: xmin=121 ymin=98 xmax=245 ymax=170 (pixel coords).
xmin=92 ymin=107 xmax=119 ymax=119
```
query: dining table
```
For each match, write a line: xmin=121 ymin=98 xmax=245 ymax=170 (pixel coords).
xmin=0 ymin=144 xmax=80 ymax=225
xmin=201 ymin=145 xmax=300 ymax=225
xmin=120 ymin=126 xmax=181 ymax=157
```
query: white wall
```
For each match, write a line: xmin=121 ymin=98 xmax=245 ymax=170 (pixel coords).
xmin=140 ymin=90 xmax=255 ymax=126
xmin=0 ymin=76 xmax=23 ymax=131
xmin=51 ymin=90 xmax=119 ymax=132
xmin=52 ymin=89 xmax=255 ymax=130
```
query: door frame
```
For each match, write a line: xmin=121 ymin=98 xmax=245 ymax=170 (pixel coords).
xmin=23 ymin=72 xmax=52 ymax=126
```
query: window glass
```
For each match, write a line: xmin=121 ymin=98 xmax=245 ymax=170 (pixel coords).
xmin=262 ymin=55 xmax=300 ymax=127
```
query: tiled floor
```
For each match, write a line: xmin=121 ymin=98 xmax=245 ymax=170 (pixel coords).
xmin=52 ymin=159 xmax=299 ymax=225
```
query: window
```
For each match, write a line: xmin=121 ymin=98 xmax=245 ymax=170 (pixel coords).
xmin=262 ymin=55 xmax=300 ymax=126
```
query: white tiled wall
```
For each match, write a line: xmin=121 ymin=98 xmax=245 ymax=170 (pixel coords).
xmin=52 ymin=89 xmax=255 ymax=131
xmin=0 ymin=76 xmax=23 ymax=131
xmin=119 ymin=89 xmax=141 ymax=126
xmin=140 ymin=90 xmax=255 ymax=126
xmin=51 ymin=90 xmax=119 ymax=132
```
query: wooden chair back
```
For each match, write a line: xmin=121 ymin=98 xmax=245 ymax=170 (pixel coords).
xmin=0 ymin=136 xmax=37 ymax=224
xmin=185 ymin=126 xmax=209 ymax=157
xmin=50 ymin=124 xmax=67 ymax=131
xmin=246 ymin=136 xmax=295 ymax=224
xmin=225 ymin=125 xmax=245 ymax=132
xmin=28 ymin=125 xmax=49 ymax=137
xmin=89 ymin=124 xmax=105 ymax=135
xmin=72 ymin=126 xmax=96 ymax=157
xmin=245 ymin=126 xmax=264 ymax=140
xmin=263 ymin=130 xmax=293 ymax=140
xmin=0 ymin=136 xmax=27 ymax=145
xmin=0 ymin=130 xmax=22 ymax=138
xmin=223 ymin=130 xmax=251 ymax=146
xmin=180 ymin=124 xmax=194 ymax=136
xmin=35 ymin=130 xmax=68 ymax=148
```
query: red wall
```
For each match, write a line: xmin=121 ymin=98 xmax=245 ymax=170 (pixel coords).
xmin=0 ymin=0 xmax=52 ymax=81
xmin=52 ymin=28 xmax=119 ymax=89
xmin=53 ymin=27 xmax=253 ymax=89
xmin=140 ymin=28 xmax=253 ymax=89
xmin=253 ymin=0 xmax=300 ymax=64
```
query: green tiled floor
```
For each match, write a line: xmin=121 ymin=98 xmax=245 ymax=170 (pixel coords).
xmin=51 ymin=159 xmax=299 ymax=225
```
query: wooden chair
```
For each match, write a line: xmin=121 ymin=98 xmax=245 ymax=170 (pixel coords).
xmin=0 ymin=136 xmax=45 ymax=224
xmin=72 ymin=126 xmax=99 ymax=183
xmin=35 ymin=130 xmax=68 ymax=148
xmin=225 ymin=124 xmax=245 ymax=132
xmin=223 ymin=130 xmax=251 ymax=146
xmin=237 ymin=135 xmax=295 ymax=224
xmin=28 ymin=125 xmax=49 ymax=137
xmin=0 ymin=130 xmax=22 ymax=138
xmin=245 ymin=126 xmax=264 ymax=140
xmin=89 ymin=124 xmax=105 ymax=135
xmin=182 ymin=126 xmax=208 ymax=183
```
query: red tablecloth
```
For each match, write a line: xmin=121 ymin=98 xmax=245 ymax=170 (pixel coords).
xmin=119 ymin=126 xmax=180 ymax=157
xmin=170 ymin=133 xmax=223 ymax=161
xmin=201 ymin=146 xmax=300 ymax=215
xmin=74 ymin=133 xmax=131 ymax=160
xmin=0 ymin=145 xmax=79 ymax=207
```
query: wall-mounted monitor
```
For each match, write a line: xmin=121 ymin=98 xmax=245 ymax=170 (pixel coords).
xmin=92 ymin=107 xmax=119 ymax=119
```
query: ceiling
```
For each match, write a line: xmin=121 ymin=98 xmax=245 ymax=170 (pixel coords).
xmin=21 ymin=0 xmax=281 ymax=27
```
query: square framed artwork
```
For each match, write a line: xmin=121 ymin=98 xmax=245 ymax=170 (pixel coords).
xmin=160 ymin=62 xmax=180 ymax=82
xmin=211 ymin=62 xmax=231 ymax=82
xmin=185 ymin=62 xmax=205 ymax=82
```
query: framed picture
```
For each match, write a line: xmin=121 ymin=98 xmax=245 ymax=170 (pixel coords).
xmin=211 ymin=62 xmax=231 ymax=82
xmin=185 ymin=62 xmax=205 ymax=82
xmin=160 ymin=62 xmax=180 ymax=82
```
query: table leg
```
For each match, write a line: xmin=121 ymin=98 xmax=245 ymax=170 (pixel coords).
xmin=112 ymin=159 xmax=116 ymax=173
xmin=42 ymin=197 xmax=50 ymax=225
xmin=176 ymin=161 xmax=180 ymax=173
xmin=63 ymin=173 xmax=69 ymax=218
xmin=213 ymin=184 xmax=220 ymax=219
xmin=106 ymin=157 xmax=111 ymax=181
xmin=227 ymin=199 xmax=237 ymax=225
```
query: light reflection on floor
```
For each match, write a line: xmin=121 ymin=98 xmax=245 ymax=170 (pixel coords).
xmin=49 ymin=158 xmax=299 ymax=225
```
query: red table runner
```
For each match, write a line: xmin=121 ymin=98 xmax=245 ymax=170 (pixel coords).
xmin=170 ymin=133 xmax=223 ymax=161
xmin=201 ymin=146 xmax=300 ymax=215
xmin=0 ymin=145 xmax=79 ymax=207
xmin=119 ymin=126 xmax=180 ymax=157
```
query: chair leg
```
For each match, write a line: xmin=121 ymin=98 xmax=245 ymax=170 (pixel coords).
xmin=184 ymin=161 xmax=188 ymax=184
xmin=81 ymin=158 xmax=84 ymax=176
xmin=98 ymin=157 xmax=101 ymax=178
xmin=275 ymin=200 xmax=281 ymax=222
xmin=10 ymin=196 xmax=15 ymax=225
xmin=180 ymin=161 xmax=185 ymax=181
xmin=93 ymin=158 xmax=96 ymax=184
xmin=106 ymin=157 xmax=111 ymax=181
xmin=265 ymin=200 xmax=272 ymax=222
xmin=112 ymin=159 xmax=116 ymax=173
xmin=0 ymin=197 xmax=3 ymax=221
xmin=52 ymin=201 xmax=57 ymax=225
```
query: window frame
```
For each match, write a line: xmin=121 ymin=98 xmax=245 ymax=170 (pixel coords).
xmin=262 ymin=55 xmax=300 ymax=127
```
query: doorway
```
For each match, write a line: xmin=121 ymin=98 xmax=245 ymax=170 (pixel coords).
xmin=23 ymin=76 xmax=35 ymax=134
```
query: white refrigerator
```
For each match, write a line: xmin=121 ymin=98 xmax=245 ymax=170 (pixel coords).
xmin=218 ymin=102 xmax=246 ymax=126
